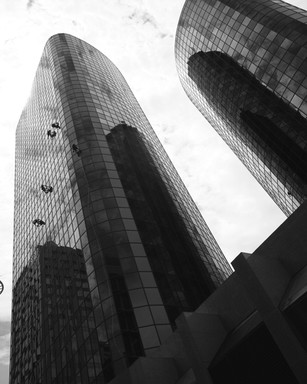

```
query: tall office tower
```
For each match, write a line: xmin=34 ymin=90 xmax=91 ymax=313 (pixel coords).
xmin=11 ymin=34 xmax=232 ymax=383
xmin=175 ymin=0 xmax=307 ymax=216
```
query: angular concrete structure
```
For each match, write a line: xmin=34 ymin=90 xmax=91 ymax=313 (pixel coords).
xmin=111 ymin=201 xmax=307 ymax=383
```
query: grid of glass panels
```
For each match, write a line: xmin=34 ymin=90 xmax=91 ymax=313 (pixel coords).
xmin=12 ymin=33 xmax=232 ymax=383
xmin=175 ymin=0 xmax=307 ymax=216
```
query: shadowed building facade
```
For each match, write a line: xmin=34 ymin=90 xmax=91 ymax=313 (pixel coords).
xmin=11 ymin=34 xmax=231 ymax=383
xmin=175 ymin=0 xmax=307 ymax=216
xmin=10 ymin=243 xmax=97 ymax=383
xmin=106 ymin=201 xmax=307 ymax=384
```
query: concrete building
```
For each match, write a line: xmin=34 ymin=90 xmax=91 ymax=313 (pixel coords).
xmin=110 ymin=201 xmax=307 ymax=384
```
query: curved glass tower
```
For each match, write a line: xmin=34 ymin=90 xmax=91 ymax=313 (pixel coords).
xmin=11 ymin=34 xmax=231 ymax=383
xmin=175 ymin=0 xmax=307 ymax=216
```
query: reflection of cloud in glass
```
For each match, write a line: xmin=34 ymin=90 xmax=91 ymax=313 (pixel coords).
xmin=39 ymin=55 xmax=50 ymax=69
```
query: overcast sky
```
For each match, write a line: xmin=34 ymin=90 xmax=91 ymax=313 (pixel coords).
xmin=0 ymin=0 xmax=306 ymax=381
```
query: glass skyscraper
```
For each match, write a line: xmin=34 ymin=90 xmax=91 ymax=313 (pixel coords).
xmin=175 ymin=0 xmax=307 ymax=216
xmin=11 ymin=34 xmax=231 ymax=383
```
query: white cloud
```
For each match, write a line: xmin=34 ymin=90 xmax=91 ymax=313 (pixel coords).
xmin=0 ymin=333 xmax=10 ymax=366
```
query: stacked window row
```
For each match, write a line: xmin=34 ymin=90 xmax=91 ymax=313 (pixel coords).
xmin=175 ymin=0 xmax=307 ymax=215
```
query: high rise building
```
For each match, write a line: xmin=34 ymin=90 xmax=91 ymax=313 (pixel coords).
xmin=11 ymin=34 xmax=231 ymax=383
xmin=175 ymin=0 xmax=307 ymax=216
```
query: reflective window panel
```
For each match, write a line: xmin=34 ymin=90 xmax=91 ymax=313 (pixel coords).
xmin=175 ymin=0 xmax=307 ymax=216
xmin=11 ymin=34 xmax=232 ymax=383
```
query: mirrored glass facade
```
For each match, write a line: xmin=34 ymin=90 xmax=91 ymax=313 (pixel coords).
xmin=175 ymin=0 xmax=307 ymax=216
xmin=11 ymin=34 xmax=232 ymax=383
